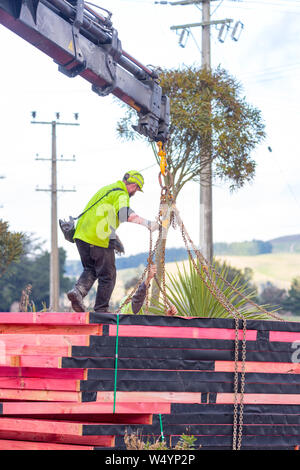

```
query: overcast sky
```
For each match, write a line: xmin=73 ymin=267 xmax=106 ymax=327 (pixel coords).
xmin=1 ymin=0 xmax=300 ymax=260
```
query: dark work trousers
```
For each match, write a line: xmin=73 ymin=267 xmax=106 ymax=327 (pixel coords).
xmin=75 ymin=239 xmax=116 ymax=312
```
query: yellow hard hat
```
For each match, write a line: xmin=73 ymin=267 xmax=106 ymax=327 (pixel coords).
xmin=124 ymin=171 xmax=144 ymax=191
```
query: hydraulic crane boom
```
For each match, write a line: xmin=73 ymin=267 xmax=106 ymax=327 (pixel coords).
xmin=0 ymin=0 xmax=170 ymax=142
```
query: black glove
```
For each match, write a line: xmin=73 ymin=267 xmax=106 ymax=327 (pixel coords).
xmin=114 ymin=234 xmax=125 ymax=255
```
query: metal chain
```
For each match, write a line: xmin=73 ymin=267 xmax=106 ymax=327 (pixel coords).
xmin=145 ymin=229 xmax=153 ymax=315
xmin=117 ymin=169 xmax=286 ymax=449
xmin=173 ymin=206 xmax=246 ymax=450
xmin=115 ymin=228 xmax=161 ymax=315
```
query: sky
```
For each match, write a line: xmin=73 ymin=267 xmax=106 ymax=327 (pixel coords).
xmin=1 ymin=0 xmax=300 ymax=260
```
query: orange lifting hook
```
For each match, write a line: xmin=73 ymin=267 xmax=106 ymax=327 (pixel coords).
xmin=157 ymin=141 xmax=167 ymax=176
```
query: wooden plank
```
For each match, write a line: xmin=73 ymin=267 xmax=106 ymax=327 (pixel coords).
xmin=0 ymin=439 xmax=95 ymax=450
xmin=7 ymin=356 xmax=62 ymax=368
xmin=0 ymin=366 xmax=87 ymax=379
xmin=0 ymin=334 xmax=90 ymax=347
xmin=215 ymin=361 xmax=300 ymax=374
xmin=8 ymin=414 xmax=153 ymax=425
xmin=0 ymin=312 xmax=90 ymax=325
xmin=217 ymin=393 xmax=300 ymax=405
xmin=0 ymin=389 xmax=81 ymax=402
xmin=1 ymin=345 xmax=71 ymax=356
xmin=0 ymin=417 xmax=83 ymax=435
xmin=0 ymin=430 xmax=114 ymax=447
xmin=1 ymin=401 xmax=171 ymax=415
xmin=0 ymin=377 xmax=80 ymax=391
xmin=109 ymin=325 xmax=257 ymax=340
xmin=96 ymin=391 xmax=202 ymax=404
xmin=0 ymin=324 xmax=102 ymax=335
xmin=270 ymin=331 xmax=300 ymax=343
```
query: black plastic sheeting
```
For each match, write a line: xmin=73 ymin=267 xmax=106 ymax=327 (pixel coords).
xmin=171 ymin=403 xmax=300 ymax=414
xmin=71 ymin=345 xmax=296 ymax=363
xmin=59 ymin=314 xmax=300 ymax=449
xmin=89 ymin=312 xmax=300 ymax=333
xmin=89 ymin=334 xmax=297 ymax=352
xmin=62 ymin=357 xmax=216 ymax=370
xmin=79 ymin=379 xmax=300 ymax=394
xmin=86 ymin=369 xmax=300 ymax=384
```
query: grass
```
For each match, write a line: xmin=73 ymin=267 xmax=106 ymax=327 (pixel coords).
xmin=164 ymin=253 xmax=300 ymax=291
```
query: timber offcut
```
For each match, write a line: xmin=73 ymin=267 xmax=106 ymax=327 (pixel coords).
xmin=0 ymin=312 xmax=300 ymax=450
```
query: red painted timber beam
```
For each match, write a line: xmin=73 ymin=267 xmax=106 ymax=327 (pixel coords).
xmin=215 ymin=361 xmax=300 ymax=374
xmin=0 ymin=366 xmax=87 ymax=379
xmin=0 ymin=334 xmax=90 ymax=347
xmin=0 ymin=312 xmax=90 ymax=325
xmin=109 ymin=325 xmax=257 ymax=340
xmin=0 ymin=389 xmax=81 ymax=402
xmin=1 ymin=401 xmax=171 ymax=415
xmin=0 ymin=439 xmax=95 ymax=450
xmin=0 ymin=377 xmax=80 ymax=391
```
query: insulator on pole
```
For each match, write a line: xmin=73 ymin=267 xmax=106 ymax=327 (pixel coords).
xmin=231 ymin=20 xmax=244 ymax=42
xmin=178 ymin=28 xmax=190 ymax=48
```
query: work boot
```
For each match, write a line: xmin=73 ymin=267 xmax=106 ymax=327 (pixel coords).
xmin=94 ymin=308 xmax=112 ymax=314
xmin=67 ymin=287 xmax=86 ymax=312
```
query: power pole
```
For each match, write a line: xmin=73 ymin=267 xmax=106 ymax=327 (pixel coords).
xmin=33 ymin=113 xmax=79 ymax=311
xmin=164 ymin=0 xmax=243 ymax=263
xmin=200 ymin=0 xmax=213 ymax=264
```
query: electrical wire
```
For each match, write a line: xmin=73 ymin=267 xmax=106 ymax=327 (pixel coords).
xmin=267 ymin=149 xmax=300 ymax=210
xmin=224 ymin=0 xmax=300 ymax=14
xmin=211 ymin=0 xmax=225 ymax=16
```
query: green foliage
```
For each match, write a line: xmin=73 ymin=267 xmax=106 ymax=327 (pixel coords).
xmin=259 ymin=282 xmax=287 ymax=311
xmin=149 ymin=258 xmax=274 ymax=319
xmin=124 ymin=430 xmax=198 ymax=450
xmin=117 ymin=65 xmax=266 ymax=193
xmin=282 ymin=277 xmax=300 ymax=316
xmin=0 ymin=236 xmax=73 ymax=311
xmin=0 ymin=219 xmax=24 ymax=278
xmin=175 ymin=434 xmax=197 ymax=450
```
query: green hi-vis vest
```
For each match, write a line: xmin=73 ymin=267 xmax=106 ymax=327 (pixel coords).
xmin=74 ymin=180 xmax=130 ymax=248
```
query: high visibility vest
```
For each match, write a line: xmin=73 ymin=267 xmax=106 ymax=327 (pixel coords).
xmin=74 ymin=180 xmax=130 ymax=248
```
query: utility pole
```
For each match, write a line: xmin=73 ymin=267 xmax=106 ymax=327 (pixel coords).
xmin=164 ymin=0 xmax=243 ymax=263
xmin=32 ymin=113 xmax=79 ymax=311
xmin=200 ymin=0 xmax=213 ymax=264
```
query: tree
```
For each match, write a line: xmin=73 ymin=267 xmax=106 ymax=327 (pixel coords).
xmin=282 ymin=277 xmax=300 ymax=316
xmin=214 ymin=260 xmax=258 ymax=300
xmin=117 ymin=65 xmax=266 ymax=304
xmin=0 ymin=219 xmax=24 ymax=278
xmin=259 ymin=281 xmax=287 ymax=312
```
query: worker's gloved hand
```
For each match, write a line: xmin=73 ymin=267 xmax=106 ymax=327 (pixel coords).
xmin=147 ymin=220 xmax=160 ymax=232
xmin=167 ymin=305 xmax=178 ymax=317
xmin=114 ymin=234 xmax=125 ymax=255
xmin=146 ymin=264 xmax=157 ymax=283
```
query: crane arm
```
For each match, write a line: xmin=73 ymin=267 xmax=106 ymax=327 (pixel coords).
xmin=0 ymin=0 xmax=170 ymax=142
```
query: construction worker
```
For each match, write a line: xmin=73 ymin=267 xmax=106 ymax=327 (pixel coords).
xmin=67 ymin=171 xmax=159 ymax=313
xmin=120 ymin=264 xmax=178 ymax=316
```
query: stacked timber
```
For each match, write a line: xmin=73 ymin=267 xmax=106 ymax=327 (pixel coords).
xmin=0 ymin=312 xmax=300 ymax=450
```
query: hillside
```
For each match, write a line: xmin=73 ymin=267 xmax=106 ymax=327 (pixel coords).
xmin=65 ymin=235 xmax=300 ymax=303
xmin=66 ymin=235 xmax=300 ymax=277
xmin=269 ymin=234 xmax=300 ymax=253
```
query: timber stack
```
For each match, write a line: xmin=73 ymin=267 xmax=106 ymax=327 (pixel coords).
xmin=0 ymin=312 xmax=300 ymax=450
